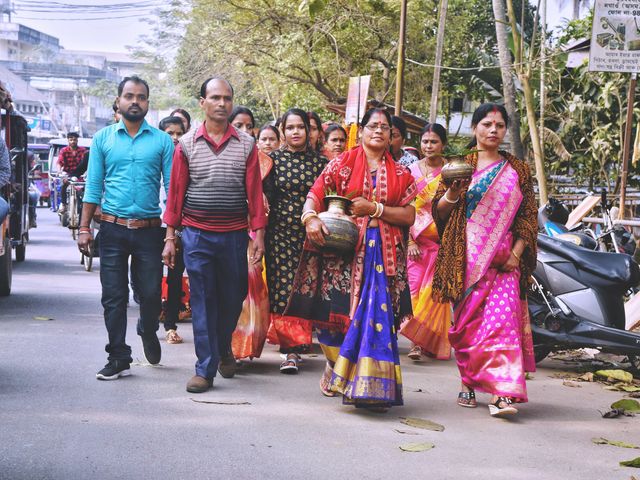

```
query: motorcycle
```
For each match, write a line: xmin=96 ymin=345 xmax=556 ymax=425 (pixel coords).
xmin=529 ymin=233 xmax=640 ymax=371
xmin=538 ymin=192 xmax=635 ymax=255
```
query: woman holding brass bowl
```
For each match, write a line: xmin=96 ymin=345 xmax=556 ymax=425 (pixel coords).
xmin=432 ymin=103 xmax=537 ymax=417
xmin=263 ymin=108 xmax=327 ymax=374
xmin=286 ymin=108 xmax=416 ymax=410
xmin=400 ymin=123 xmax=453 ymax=362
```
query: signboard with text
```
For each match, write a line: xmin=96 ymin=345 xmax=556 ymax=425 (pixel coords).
xmin=590 ymin=0 xmax=640 ymax=72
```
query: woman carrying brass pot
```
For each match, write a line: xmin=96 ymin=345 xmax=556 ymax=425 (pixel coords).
xmin=286 ymin=108 xmax=416 ymax=410
xmin=432 ymin=103 xmax=537 ymax=417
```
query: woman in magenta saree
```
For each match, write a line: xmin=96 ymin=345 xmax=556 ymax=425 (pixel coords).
xmin=432 ymin=104 xmax=537 ymax=417
xmin=286 ymin=108 xmax=416 ymax=410
xmin=401 ymin=123 xmax=452 ymax=361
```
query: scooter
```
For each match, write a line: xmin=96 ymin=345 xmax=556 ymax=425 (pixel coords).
xmin=529 ymin=234 xmax=640 ymax=371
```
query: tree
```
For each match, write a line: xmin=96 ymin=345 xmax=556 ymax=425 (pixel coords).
xmin=492 ymin=0 xmax=526 ymax=161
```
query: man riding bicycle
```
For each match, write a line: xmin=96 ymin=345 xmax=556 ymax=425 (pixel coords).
xmin=57 ymin=132 xmax=87 ymax=214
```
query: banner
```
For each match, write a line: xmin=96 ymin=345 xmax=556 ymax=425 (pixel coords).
xmin=590 ymin=0 xmax=640 ymax=72
xmin=344 ymin=75 xmax=370 ymax=124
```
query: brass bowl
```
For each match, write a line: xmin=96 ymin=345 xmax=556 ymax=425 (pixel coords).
xmin=441 ymin=158 xmax=474 ymax=183
xmin=313 ymin=195 xmax=359 ymax=253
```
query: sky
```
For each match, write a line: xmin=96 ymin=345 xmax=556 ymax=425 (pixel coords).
xmin=7 ymin=0 xmax=160 ymax=54
xmin=5 ymin=0 xmax=590 ymax=56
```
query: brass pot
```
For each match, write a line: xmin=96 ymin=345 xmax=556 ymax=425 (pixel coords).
xmin=315 ymin=195 xmax=359 ymax=253
xmin=441 ymin=158 xmax=474 ymax=184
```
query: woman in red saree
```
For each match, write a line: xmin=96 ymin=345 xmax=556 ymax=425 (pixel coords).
xmin=286 ymin=108 xmax=416 ymax=410
xmin=432 ymin=104 xmax=537 ymax=417
xmin=400 ymin=123 xmax=452 ymax=361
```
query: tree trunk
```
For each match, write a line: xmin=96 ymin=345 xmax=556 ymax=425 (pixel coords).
xmin=429 ymin=0 xmax=448 ymax=123
xmin=491 ymin=0 xmax=526 ymax=161
xmin=505 ymin=0 xmax=548 ymax=204
xmin=573 ymin=0 xmax=580 ymax=20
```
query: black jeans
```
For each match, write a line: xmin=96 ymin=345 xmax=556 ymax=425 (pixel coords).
xmin=98 ymin=221 xmax=163 ymax=363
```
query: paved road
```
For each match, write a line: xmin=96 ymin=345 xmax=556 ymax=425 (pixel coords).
xmin=0 ymin=209 xmax=637 ymax=480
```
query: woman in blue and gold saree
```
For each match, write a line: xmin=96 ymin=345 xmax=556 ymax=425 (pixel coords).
xmin=286 ymin=108 xmax=416 ymax=410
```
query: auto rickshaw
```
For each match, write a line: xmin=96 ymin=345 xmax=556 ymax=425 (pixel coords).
xmin=0 ymin=108 xmax=31 ymax=296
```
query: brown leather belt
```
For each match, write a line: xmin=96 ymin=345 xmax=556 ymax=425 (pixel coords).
xmin=100 ymin=214 xmax=162 ymax=230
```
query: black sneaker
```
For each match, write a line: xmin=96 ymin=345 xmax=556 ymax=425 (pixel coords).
xmin=141 ymin=334 xmax=161 ymax=365
xmin=96 ymin=360 xmax=131 ymax=380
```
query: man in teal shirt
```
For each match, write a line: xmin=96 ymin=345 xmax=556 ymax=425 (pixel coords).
xmin=79 ymin=76 xmax=174 ymax=380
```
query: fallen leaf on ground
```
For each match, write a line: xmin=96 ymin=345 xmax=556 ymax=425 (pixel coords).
xmin=399 ymin=417 xmax=445 ymax=432
xmin=620 ymin=457 xmax=640 ymax=468
xmin=592 ymin=437 xmax=640 ymax=449
xmin=563 ymin=380 xmax=582 ymax=388
xmin=595 ymin=370 xmax=634 ymax=384
xmin=399 ymin=442 xmax=435 ymax=452
xmin=622 ymin=386 xmax=640 ymax=392
xmin=394 ymin=429 xmax=421 ymax=436
xmin=579 ymin=372 xmax=594 ymax=382
xmin=612 ymin=399 xmax=640 ymax=412
xmin=190 ymin=399 xmax=251 ymax=405
xmin=33 ymin=316 xmax=53 ymax=321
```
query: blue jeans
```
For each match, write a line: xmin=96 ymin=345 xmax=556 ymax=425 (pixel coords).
xmin=98 ymin=221 xmax=163 ymax=363
xmin=0 ymin=196 xmax=8 ymax=224
xmin=182 ymin=227 xmax=249 ymax=379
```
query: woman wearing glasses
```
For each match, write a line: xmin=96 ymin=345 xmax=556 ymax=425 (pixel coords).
xmin=287 ymin=108 xmax=416 ymax=410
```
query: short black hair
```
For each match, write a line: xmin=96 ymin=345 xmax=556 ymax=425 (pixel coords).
xmin=420 ymin=122 xmax=448 ymax=145
xmin=229 ymin=106 xmax=255 ymax=127
xmin=325 ymin=123 xmax=347 ymax=138
xmin=258 ymin=124 xmax=280 ymax=141
xmin=112 ymin=100 xmax=118 ymax=114
xmin=391 ymin=115 xmax=407 ymax=139
xmin=169 ymin=108 xmax=191 ymax=130
xmin=159 ymin=116 xmax=186 ymax=133
xmin=199 ymin=76 xmax=234 ymax=99
xmin=118 ymin=75 xmax=150 ymax=98
xmin=66 ymin=132 xmax=79 ymax=138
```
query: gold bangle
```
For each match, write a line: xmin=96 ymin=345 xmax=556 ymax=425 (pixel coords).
xmin=164 ymin=236 xmax=176 ymax=242
xmin=511 ymin=249 xmax=521 ymax=260
xmin=302 ymin=212 xmax=318 ymax=225
xmin=369 ymin=201 xmax=379 ymax=218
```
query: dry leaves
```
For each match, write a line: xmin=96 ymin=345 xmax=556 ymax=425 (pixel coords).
xmin=399 ymin=442 xmax=435 ymax=452
xmin=399 ymin=417 xmax=445 ymax=432
xmin=592 ymin=437 xmax=640 ymax=449
xmin=563 ymin=380 xmax=582 ymax=388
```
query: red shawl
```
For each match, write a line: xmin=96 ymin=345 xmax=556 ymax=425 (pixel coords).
xmin=307 ymin=145 xmax=416 ymax=279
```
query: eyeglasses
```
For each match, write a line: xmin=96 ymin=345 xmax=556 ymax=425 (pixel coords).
xmin=364 ymin=123 xmax=391 ymax=132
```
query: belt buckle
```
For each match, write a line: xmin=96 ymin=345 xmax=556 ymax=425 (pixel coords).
xmin=126 ymin=218 xmax=139 ymax=230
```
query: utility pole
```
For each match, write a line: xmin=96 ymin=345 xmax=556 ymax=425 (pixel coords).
xmin=429 ymin=0 xmax=448 ymax=123
xmin=394 ymin=0 xmax=408 ymax=116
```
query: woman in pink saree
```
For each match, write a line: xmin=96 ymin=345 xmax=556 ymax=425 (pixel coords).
xmin=401 ymin=123 xmax=452 ymax=360
xmin=432 ymin=104 xmax=537 ymax=417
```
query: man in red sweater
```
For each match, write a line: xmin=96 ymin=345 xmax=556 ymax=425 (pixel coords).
xmin=162 ymin=77 xmax=266 ymax=393
xmin=57 ymin=132 xmax=87 ymax=213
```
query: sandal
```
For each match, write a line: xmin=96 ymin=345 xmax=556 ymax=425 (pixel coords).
xmin=407 ymin=345 xmax=422 ymax=361
xmin=165 ymin=329 xmax=183 ymax=344
xmin=488 ymin=396 xmax=518 ymax=417
xmin=279 ymin=353 xmax=300 ymax=374
xmin=320 ymin=362 xmax=337 ymax=397
xmin=457 ymin=389 xmax=477 ymax=408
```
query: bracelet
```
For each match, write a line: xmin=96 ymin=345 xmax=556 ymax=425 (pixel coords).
xmin=301 ymin=210 xmax=318 ymax=225
xmin=370 ymin=201 xmax=384 ymax=218
xmin=442 ymin=190 xmax=460 ymax=204
xmin=511 ymin=249 xmax=521 ymax=260
xmin=78 ymin=231 xmax=92 ymax=235
xmin=164 ymin=236 xmax=176 ymax=242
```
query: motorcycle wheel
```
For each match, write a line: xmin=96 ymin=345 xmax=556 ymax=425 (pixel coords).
xmin=534 ymin=345 xmax=551 ymax=363
xmin=627 ymin=355 xmax=640 ymax=375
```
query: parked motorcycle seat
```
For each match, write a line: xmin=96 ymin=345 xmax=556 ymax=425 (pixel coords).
xmin=538 ymin=234 xmax=640 ymax=287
